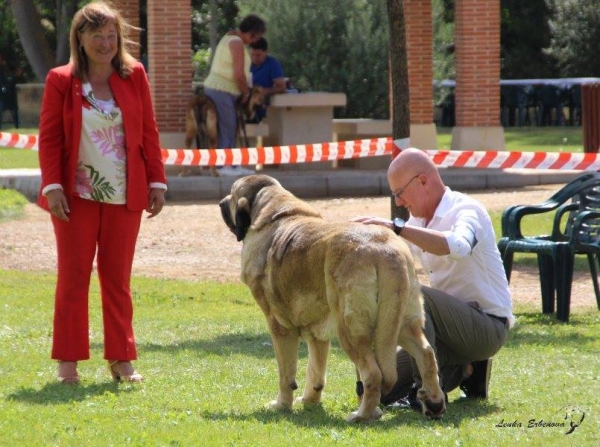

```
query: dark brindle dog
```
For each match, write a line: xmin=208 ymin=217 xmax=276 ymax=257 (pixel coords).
xmin=183 ymin=87 xmax=264 ymax=176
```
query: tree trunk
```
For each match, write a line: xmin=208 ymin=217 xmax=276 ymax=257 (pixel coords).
xmin=387 ymin=0 xmax=410 ymax=220
xmin=10 ymin=0 xmax=55 ymax=82
xmin=56 ymin=0 xmax=79 ymax=65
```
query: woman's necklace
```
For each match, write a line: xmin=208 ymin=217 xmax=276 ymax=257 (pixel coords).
xmin=83 ymin=83 xmax=117 ymax=116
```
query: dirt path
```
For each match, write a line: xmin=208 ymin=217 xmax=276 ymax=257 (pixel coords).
xmin=0 ymin=184 xmax=596 ymax=309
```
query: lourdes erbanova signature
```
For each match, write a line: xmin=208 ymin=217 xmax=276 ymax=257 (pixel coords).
xmin=495 ymin=406 xmax=586 ymax=435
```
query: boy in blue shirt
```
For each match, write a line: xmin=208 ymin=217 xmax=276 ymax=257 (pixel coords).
xmin=249 ymin=38 xmax=286 ymax=122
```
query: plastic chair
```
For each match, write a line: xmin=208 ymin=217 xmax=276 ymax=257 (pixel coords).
xmin=497 ymin=172 xmax=600 ymax=321
xmin=501 ymin=85 xmax=528 ymax=127
xmin=536 ymin=85 xmax=566 ymax=126
xmin=559 ymin=210 xmax=600 ymax=320
xmin=568 ymin=84 xmax=582 ymax=126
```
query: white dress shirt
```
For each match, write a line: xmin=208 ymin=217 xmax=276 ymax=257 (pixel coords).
xmin=407 ymin=187 xmax=515 ymax=327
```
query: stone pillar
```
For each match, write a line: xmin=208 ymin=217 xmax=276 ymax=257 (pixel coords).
xmin=147 ymin=0 xmax=191 ymax=148
xmin=405 ymin=0 xmax=437 ymax=149
xmin=452 ymin=0 xmax=504 ymax=150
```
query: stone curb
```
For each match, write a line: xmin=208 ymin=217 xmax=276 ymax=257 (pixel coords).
xmin=0 ymin=167 xmax=584 ymax=203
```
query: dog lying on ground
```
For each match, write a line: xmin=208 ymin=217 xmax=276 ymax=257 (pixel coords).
xmin=219 ymin=175 xmax=446 ymax=422
xmin=182 ymin=87 xmax=264 ymax=177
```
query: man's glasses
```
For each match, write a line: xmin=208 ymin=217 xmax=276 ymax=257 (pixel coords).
xmin=392 ymin=174 xmax=420 ymax=201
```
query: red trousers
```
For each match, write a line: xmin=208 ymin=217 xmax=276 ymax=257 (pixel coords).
xmin=51 ymin=196 xmax=143 ymax=361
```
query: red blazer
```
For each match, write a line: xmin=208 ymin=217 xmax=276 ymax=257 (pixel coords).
xmin=37 ymin=62 xmax=167 ymax=212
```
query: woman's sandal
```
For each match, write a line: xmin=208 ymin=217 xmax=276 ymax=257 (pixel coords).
xmin=108 ymin=360 xmax=143 ymax=383
xmin=57 ymin=361 xmax=80 ymax=384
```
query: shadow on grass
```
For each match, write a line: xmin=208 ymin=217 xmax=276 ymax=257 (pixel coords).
xmin=134 ymin=332 xmax=335 ymax=359
xmin=6 ymin=381 xmax=139 ymax=405
xmin=198 ymin=398 xmax=502 ymax=429
xmin=119 ymin=333 xmax=275 ymax=358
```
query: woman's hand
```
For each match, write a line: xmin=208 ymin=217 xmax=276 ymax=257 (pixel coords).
xmin=46 ymin=189 xmax=70 ymax=221
xmin=146 ymin=188 xmax=166 ymax=218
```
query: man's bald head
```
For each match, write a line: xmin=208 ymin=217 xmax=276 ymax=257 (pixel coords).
xmin=388 ymin=147 xmax=437 ymax=179
xmin=387 ymin=148 xmax=446 ymax=221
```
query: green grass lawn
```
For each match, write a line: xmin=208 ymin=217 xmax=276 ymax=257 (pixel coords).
xmin=0 ymin=188 xmax=29 ymax=221
xmin=437 ymin=126 xmax=583 ymax=153
xmin=0 ymin=127 xmax=39 ymax=169
xmin=0 ymin=269 xmax=598 ymax=446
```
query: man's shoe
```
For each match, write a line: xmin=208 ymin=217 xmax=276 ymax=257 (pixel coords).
xmin=460 ymin=358 xmax=492 ymax=399
xmin=385 ymin=386 xmax=422 ymax=412
xmin=386 ymin=385 xmax=449 ymax=415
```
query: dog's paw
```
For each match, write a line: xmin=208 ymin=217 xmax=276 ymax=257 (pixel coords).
xmin=345 ymin=407 xmax=383 ymax=423
xmin=417 ymin=388 xmax=446 ymax=419
xmin=267 ymin=400 xmax=292 ymax=412
xmin=294 ymin=396 xmax=321 ymax=406
xmin=422 ymin=398 xmax=445 ymax=419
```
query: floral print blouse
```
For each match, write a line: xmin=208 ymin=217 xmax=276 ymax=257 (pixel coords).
xmin=74 ymin=83 xmax=126 ymax=204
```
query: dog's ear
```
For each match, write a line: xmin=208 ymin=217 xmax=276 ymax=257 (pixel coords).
xmin=234 ymin=197 xmax=252 ymax=241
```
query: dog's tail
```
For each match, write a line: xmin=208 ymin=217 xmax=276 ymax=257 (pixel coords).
xmin=184 ymin=98 xmax=199 ymax=148
xmin=373 ymin=285 xmax=401 ymax=397
xmin=373 ymin=258 xmax=420 ymax=397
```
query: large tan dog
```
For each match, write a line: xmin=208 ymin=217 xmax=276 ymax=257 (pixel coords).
xmin=183 ymin=87 xmax=264 ymax=176
xmin=219 ymin=175 xmax=446 ymax=422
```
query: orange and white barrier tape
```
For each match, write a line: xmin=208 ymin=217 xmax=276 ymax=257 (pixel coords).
xmin=426 ymin=149 xmax=600 ymax=171
xmin=0 ymin=132 xmax=38 ymax=150
xmin=161 ymin=138 xmax=392 ymax=166
xmin=2 ymin=131 xmax=600 ymax=171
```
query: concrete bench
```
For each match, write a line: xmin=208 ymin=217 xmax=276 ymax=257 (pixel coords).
xmin=332 ymin=119 xmax=392 ymax=170
xmin=332 ymin=118 xmax=392 ymax=141
xmin=242 ymin=122 xmax=269 ymax=147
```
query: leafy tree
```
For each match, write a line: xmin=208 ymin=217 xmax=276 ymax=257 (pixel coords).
xmin=4 ymin=0 xmax=78 ymax=82
xmin=432 ymin=0 xmax=455 ymax=105
xmin=344 ymin=1 xmax=390 ymax=118
xmin=500 ymin=0 xmax=556 ymax=78
xmin=190 ymin=0 xmax=239 ymax=81
xmin=545 ymin=0 xmax=600 ymax=77
xmin=433 ymin=0 xmax=455 ymax=82
xmin=238 ymin=0 xmax=390 ymax=118
xmin=192 ymin=0 xmax=238 ymax=52
xmin=0 ymin=1 xmax=36 ymax=80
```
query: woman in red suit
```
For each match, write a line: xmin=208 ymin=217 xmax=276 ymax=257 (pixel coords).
xmin=37 ymin=1 xmax=167 ymax=384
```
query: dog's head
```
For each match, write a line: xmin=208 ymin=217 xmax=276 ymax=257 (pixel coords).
xmin=219 ymin=174 xmax=281 ymax=241
xmin=238 ymin=87 xmax=265 ymax=121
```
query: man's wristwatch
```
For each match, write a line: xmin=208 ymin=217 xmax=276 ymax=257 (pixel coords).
xmin=392 ymin=217 xmax=406 ymax=236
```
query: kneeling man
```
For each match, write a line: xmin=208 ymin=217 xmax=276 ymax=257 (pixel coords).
xmin=354 ymin=148 xmax=514 ymax=408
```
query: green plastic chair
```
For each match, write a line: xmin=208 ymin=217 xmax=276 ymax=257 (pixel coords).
xmin=497 ymin=172 xmax=600 ymax=322
xmin=559 ymin=210 xmax=600 ymax=320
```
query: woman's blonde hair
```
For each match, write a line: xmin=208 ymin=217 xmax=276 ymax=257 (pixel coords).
xmin=69 ymin=1 xmax=139 ymax=79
